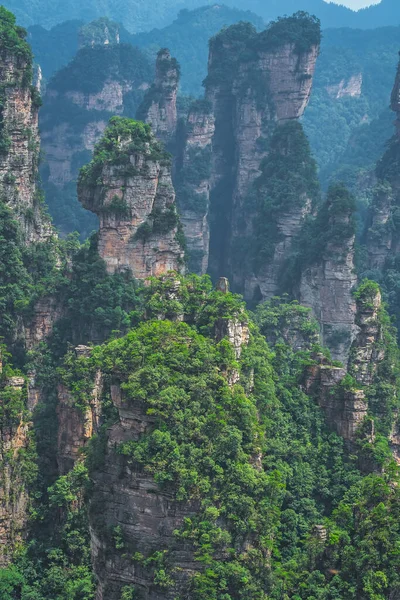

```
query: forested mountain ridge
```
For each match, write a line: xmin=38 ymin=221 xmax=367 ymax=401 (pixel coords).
xmin=4 ymin=0 xmax=400 ymax=32
xmin=2 ymin=5 xmax=400 ymax=600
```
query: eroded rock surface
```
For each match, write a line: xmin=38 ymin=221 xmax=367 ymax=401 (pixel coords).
xmin=78 ymin=117 xmax=184 ymax=277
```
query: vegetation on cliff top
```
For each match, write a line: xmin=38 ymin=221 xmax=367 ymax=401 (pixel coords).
xmin=255 ymin=11 xmax=321 ymax=55
xmin=78 ymin=116 xmax=170 ymax=187
xmin=0 ymin=6 xmax=32 ymax=64
xmin=205 ymin=12 xmax=320 ymax=91
xmin=48 ymin=43 xmax=151 ymax=95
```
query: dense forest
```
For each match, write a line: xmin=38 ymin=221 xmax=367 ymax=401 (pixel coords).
xmin=2 ymin=2 xmax=400 ymax=600
xmin=3 ymin=0 xmax=400 ymax=32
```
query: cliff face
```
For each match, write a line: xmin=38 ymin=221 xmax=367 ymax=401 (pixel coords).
xmin=0 ymin=370 xmax=32 ymax=566
xmin=85 ymin=279 xmax=254 ymax=599
xmin=78 ymin=117 xmax=184 ymax=277
xmin=0 ymin=13 xmax=50 ymax=242
xmin=41 ymin=45 xmax=151 ymax=189
xmin=57 ymin=346 xmax=103 ymax=475
xmin=175 ymin=101 xmax=215 ymax=274
xmin=202 ymin=16 xmax=320 ymax=289
xmin=137 ymin=49 xmax=179 ymax=148
xmin=304 ymin=282 xmax=389 ymax=447
xmin=366 ymin=57 xmax=400 ymax=270
xmin=40 ymin=43 xmax=152 ymax=236
xmin=299 ymin=185 xmax=358 ymax=364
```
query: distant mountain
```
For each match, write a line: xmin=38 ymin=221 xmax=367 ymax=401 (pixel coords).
xmin=28 ymin=7 xmax=264 ymax=95
xmin=303 ymin=24 xmax=400 ymax=185
xmin=127 ymin=5 xmax=264 ymax=95
xmin=28 ymin=20 xmax=82 ymax=80
xmin=4 ymin=0 xmax=400 ymax=33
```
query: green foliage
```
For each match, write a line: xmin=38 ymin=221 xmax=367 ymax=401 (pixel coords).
xmin=49 ymin=44 xmax=151 ymax=96
xmin=254 ymin=11 xmax=321 ymax=55
xmin=79 ymin=17 xmax=119 ymax=47
xmin=49 ymin=234 xmax=140 ymax=355
xmin=303 ymin=25 xmax=400 ymax=189
xmin=284 ymin=183 xmax=356 ymax=291
xmin=236 ymin=121 xmax=320 ymax=278
xmin=78 ymin=117 xmax=169 ymax=187
xmin=0 ymin=6 xmax=32 ymax=67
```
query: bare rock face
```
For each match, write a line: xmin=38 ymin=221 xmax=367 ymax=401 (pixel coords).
xmin=0 ymin=14 xmax=51 ymax=242
xmin=304 ymin=284 xmax=387 ymax=445
xmin=366 ymin=183 xmax=395 ymax=269
xmin=40 ymin=44 xmax=151 ymax=204
xmin=304 ymin=355 xmax=367 ymax=443
xmin=137 ymin=49 xmax=179 ymax=147
xmin=326 ymin=73 xmax=363 ymax=99
xmin=57 ymin=347 xmax=103 ymax=475
xmin=24 ymin=296 xmax=64 ymax=350
xmin=90 ymin=380 xmax=199 ymax=600
xmin=176 ymin=101 xmax=215 ymax=274
xmin=78 ymin=117 xmax=184 ymax=277
xmin=349 ymin=285 xmax=384 ymax=385
xmin=299 ymin=188 xmax=358 ymax=364
xmin=203 ymin=16 xmax=320 ymax=285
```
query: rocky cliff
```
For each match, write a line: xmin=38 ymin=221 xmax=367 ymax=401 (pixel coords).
xmin=137 ymin=49 xmax=179 ymax=148
xmin=201 ymin=14 xmax=320 ymax=289
xmin=57 ymin=346 xmax=103 ymax=475
xmin=0 ymin=359 xmax=33 ymax=565
xmin=298 ymin=184 xmax=358 ymax=364
xmin=363 ymin=54 xmax=400 ymax=333
xmin=303 ymin=281 xmax=388 ymax=446
xmin=40 ymin=42 xmax=152 ymax=236
xmin=175 ymin=100 xmax=215 ymax=274
xmin=70 ymin=277 xmax=263 ymax=600
xmin=0 ymin=8 xmax=50 ymax=242
xmin=78 ymin=117 xmax=184 ymax=277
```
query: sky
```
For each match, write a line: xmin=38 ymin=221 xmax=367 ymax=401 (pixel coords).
xmin=327 ymin=0 xmax=380 ymax=8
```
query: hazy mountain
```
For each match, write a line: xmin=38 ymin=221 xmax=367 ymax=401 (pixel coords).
xmin=4 ymin=0 xmax=400 ymax=33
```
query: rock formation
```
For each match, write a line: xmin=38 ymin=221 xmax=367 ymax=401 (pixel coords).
xmin=304 ymin=282 xmax=388 ymax=445
xmin=202 ymin=15 xmax=320 ymax=288
xmin=298 ymin=184 xmax=358 ymax=364
xmin=57 ymin=346 xmax=103 ymax=475
xmin=79 ymin=17 xmax=120 ymax=48
xmin=366 ymin=55 xmax=400 ymax=270
xmin=175 ymin=100 xmax=215 ymax=274
xmin=78 ymin=116 xmax=184 ymax=277
xmin=0 ymin=367 xmax=31 ymax=565
xmin=0 ymin=9 xmax=50 ymax=241
xmin=85 ymin=280 xmax=252 ymax=599
xmin=326 ymin=73 xmax=363 ymax=99
xmin=137 ymin=49 xmax=179 ymax=148
xmin=41 ymin=45 xmax=151 ymax=190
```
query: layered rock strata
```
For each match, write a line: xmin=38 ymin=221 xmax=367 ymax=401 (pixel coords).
xmin=203 ymin=17 xmax=320 ymax=289
xmin=304 ymin=284 xmax=387 ymax=445
xmin=137 ymin=49 xmax=179 ymax=147
xmin=0 ymin=15 xmax=50 ymax=241
xmin=78 ymin=117 xmax=184 ymax=277
xmin=41 ymin=45 xmax=151 ymax=189
xmin=87 ymin=280 xmax=251 ymax=599
xmin=57 ymin=346 xmax=103 ymax=475
xmin=299 ymin=189 xmax=358 ymax=364
xmin=176 ymin=101 xmax=215 ymax=274
xmin=0 ymin=373 xmax=31 ymax=565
